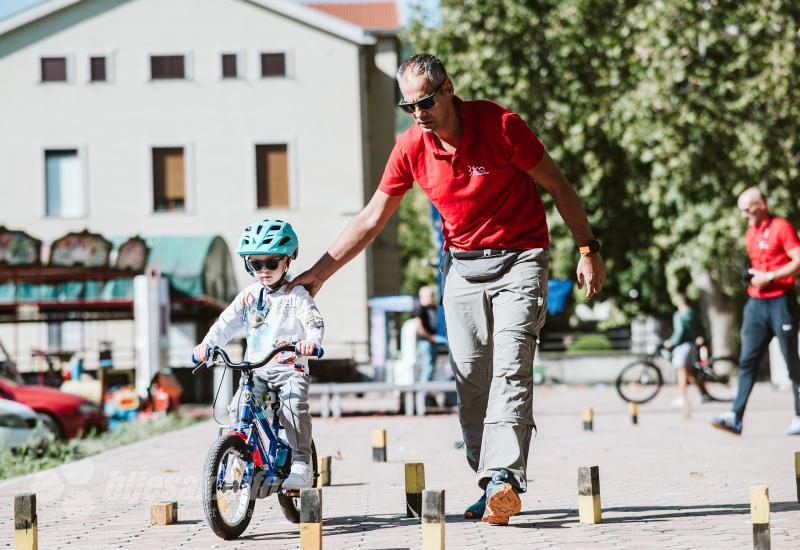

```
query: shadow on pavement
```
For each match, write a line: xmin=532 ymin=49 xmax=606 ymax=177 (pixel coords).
xmin=235 ymin=501 xmax=800 ymax=539
xmin=512 ymin=501 xmax=800 ymax=528
xmin=239 ymin=513 xmax=416 ymax=541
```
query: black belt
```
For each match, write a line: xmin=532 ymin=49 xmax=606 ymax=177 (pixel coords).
xmin=450 ymin=248 xmax=526 ymax=259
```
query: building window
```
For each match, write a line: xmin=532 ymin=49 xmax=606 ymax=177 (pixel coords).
xmin=150 ymin=55 xmax=185 ymax=79
xmin=152 ymin=147 xmax=185 ymax=211
xmin=45 ymin=149 xmax=84 ymax=217
xmin=90 ymin=56 xmax=107 ymax=82
xmin=255 ymin=144 xmax=289 ymax=209
xmin=260 ymin=53 xmax=286 ymax=77
xmin=221 ymin=53 xmax=238 ymax=78
xmin=41 ymin=57 xmax=67 ymax=82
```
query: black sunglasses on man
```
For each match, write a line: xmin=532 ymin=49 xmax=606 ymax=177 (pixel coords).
xmin=398 ymin=79 xmax=446 ymax=113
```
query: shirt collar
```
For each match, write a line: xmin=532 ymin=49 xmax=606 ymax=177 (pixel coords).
xmin=755 ymin=215 xmax=772 ymax=232
xmin=422 ymin=96 xmax=472 ymax=157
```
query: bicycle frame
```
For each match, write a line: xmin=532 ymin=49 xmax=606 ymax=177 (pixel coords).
xmin=223 ymin=367 xmax=292 ymax=495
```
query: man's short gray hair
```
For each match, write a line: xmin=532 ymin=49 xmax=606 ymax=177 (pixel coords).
xmin=396 ymin=53 xmax=448 ymax=87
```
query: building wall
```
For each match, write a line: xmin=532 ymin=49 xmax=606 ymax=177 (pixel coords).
xmin=364 ymin=34 xmax=402 ymax=297
xmin=0 ymin=0 xmax=401 ymax=363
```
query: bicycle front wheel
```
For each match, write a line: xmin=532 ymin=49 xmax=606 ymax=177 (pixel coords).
xmin=699 ymin=357 xmax=739 ymax=402
xmin=616 ymin=361 xmax=663 ymax=404
xmin=202 ymin=433 xmax=256 ymax=540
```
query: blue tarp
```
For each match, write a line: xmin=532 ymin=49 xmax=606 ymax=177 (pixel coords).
xmin=547 ymin=279 xmax=574 ymax=316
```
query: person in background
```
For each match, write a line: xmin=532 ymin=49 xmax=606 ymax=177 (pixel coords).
xmin=711 ymin=187 xmax=800 ymax=436
xmin=415 ymin=285 xmax=439 ymax=383
xmin=662 ymin=292 xmax=709 ymax=408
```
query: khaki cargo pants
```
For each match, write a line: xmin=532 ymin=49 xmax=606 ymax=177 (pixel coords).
xmin=443 ymin=248 xmax=548 ymax=492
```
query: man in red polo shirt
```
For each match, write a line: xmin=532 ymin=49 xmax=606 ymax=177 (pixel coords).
xmin=712 ymin=187 xmax=800 ymax=436
xmin=291 ymin=54 xmax=605 ymax=524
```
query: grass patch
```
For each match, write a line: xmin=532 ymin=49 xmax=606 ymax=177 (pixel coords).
xmin=0 ymin=413 xmax=202 ymax=481
xmin=565 ymin=334 xmax=614 ymax=353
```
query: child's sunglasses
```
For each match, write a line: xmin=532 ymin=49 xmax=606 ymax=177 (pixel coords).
xmin=247 ymin=258 xmax=283 ymax=272
xmin=397 ymin=79 xmax=445 ymax=114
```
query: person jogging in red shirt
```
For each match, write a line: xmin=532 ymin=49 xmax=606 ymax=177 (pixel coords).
xmin=711 ymin=187 xmax=800 ymax=435
xmin=290 ymin=54 xmax=605 ymax=525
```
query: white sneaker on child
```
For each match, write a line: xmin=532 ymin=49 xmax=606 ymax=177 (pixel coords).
xmin=670 ymin=396 xmax=685 ymax=408
xmin=283 ymin=462 xmax=313 ymax=490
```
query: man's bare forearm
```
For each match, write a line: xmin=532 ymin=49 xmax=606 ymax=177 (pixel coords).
xmin=550 ymin=180 xmax=596 ymax=246
xmin=771 ymin=253 xmax=800 ymax=279
xmin=529 ymin=154 xmax=595 ymax=246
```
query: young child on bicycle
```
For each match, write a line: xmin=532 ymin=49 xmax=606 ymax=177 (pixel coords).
xmin=193 ymin=219 xmax=324 ymax=490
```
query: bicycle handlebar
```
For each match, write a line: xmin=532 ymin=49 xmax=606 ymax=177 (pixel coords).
xmin=191 ymin=344 xmax=324 ymax=374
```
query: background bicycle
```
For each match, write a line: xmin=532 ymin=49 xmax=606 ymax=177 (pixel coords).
xmin=616 ymin=343 xmax=738 ymax=404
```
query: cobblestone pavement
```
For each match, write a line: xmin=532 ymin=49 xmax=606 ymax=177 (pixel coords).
xmin=2 ymin=383 xmax=800 ymax=549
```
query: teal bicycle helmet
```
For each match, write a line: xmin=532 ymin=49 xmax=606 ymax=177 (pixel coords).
xmin=237 ymin=219 xmax=298 ymax=259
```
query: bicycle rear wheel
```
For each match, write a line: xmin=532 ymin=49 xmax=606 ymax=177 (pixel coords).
xmin=698 ymin=357 xmax=738 ymax=402
xmin=616 ymin=361 xmax=663 ymax=404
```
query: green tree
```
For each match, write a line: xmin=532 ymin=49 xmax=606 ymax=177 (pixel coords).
xmin=398 ymin=187 xmax=439 ymax=294
xmin=406 ymin=0 xmax=800 ymax=351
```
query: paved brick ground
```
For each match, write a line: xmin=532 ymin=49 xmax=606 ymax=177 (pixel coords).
xmin=2 ymin=383 xmax=800 ymax=549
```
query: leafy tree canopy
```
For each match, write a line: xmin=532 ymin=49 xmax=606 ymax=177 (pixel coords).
xmin=406 ymin=0 xmax=800 ymax=317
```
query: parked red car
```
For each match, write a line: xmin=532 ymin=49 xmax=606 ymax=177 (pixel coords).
xmin=0 ymin=376 xmax=106 ymax=439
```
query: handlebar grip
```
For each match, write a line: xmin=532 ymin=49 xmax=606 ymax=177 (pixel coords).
xmin=191 ymin=354 xmax=200 ymax=365
xmin=294 ymin=345 xmax=324 ymax=358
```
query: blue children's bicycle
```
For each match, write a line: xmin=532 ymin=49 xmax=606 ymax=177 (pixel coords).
xmin=192 ymin=343 xmax=323 ymax=539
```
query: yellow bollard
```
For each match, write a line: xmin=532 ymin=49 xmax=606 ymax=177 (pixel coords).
xmin=371 ymin=428 xmax=387 ymax=462
xmin=582 ymin=408 xmax=594 ymax=431
xmin=405 ymin=463 xmax=426 ymax=518
xmin=150 ymin=501 xmax=178 ymax=525
xmin=300 ymin=488 xmax=322 ymax=550
xmin=794 ymin=452 xmax=800 ymax=504
xmin=14 ymin=494 xmax=37 ymax=550
xmin=578 ymin=466 xmax=601 ymax=524
xmin=751 ymin=486 xmax=770 ymax=550
xmin=317 ymin=455 xmax=331 ymax=487
xmin=421 ymin=490 xmax=445 ymax=550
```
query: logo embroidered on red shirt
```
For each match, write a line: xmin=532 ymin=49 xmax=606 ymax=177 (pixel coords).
xmin=467 ymin=165 xmax=490 ymax=176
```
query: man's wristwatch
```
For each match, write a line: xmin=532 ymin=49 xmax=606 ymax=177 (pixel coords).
xmin=579 ymin=240 xmax=601 ymax=256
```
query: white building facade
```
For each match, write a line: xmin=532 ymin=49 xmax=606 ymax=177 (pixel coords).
xmin=0 ymin=0 xmax=402 ymax=370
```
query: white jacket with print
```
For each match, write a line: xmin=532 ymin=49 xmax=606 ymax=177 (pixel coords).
xmin=201 ymin=282 xmax=324 ymax=373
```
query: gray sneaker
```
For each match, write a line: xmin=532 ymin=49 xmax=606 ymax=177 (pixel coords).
xmin=786 ymin=415 xmax=800 ymax=436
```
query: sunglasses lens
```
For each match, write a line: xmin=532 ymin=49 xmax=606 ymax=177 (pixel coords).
xmin=249 ymin=259 xmax=281 ymax=271
xmin=398 ymin=95 xmax=436 ymax=114
xmin=417 ymin=96 xmax=436 ymax=110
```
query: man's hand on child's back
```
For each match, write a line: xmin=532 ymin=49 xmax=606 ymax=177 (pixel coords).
xmin=295 ymin=340 xmax=317 ymax=356
xmin=288 ymin=269 xmax=324 ymax=297
xmin=193 ymin=343 xmax=209 ymax=362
